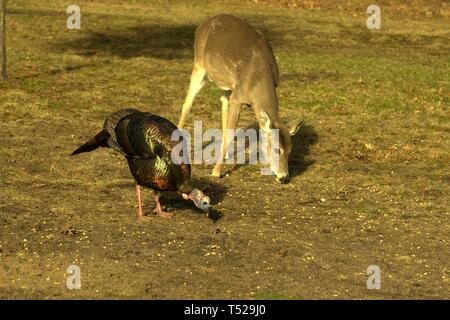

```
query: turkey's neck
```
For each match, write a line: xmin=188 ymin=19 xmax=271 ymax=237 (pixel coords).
xmin=178 ymin=181 xmax=193 ymax=195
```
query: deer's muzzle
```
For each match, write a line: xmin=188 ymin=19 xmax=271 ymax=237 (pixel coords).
xmin=276 ymin=174 xmax=290 ymax=184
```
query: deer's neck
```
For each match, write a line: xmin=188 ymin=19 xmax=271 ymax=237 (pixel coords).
xmin=250 ymin=77 xmax=280 ymax=123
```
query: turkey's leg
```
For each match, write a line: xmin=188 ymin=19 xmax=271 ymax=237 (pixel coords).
xmin=153 ymin=191 xmax=172 ymax=219
xmin=135 ymin=184 xmax=151 ymax=221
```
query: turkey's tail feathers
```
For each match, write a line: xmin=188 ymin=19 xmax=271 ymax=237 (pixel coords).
xmin=71 ymin=129 xmax=109 ymax=156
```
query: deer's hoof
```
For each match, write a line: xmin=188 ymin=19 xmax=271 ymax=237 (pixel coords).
xmin=211 ymin=168 xmax=222 ymax=178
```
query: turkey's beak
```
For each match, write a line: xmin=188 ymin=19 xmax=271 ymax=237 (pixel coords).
xmin=202 ymin=205 xmax=210 ymax=214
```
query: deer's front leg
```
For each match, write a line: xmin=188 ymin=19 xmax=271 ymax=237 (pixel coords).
xmin=212 ymin=99 xmax=240 ymax=177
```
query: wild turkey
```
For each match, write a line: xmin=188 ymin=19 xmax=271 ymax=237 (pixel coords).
xmin=71 ymin=108 xmax=211 ymax=221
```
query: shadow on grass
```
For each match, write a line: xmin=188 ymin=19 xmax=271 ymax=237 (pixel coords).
xmin=51 ymin=13 xmax=294 ymax=61
xmin=54 ymin=24 xmax=198 ymax=60
xmin=289 ymin=122 xmax=318 ymax=178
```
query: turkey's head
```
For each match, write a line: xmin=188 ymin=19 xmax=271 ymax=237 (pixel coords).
xmin=182 ymin=189 xmax=211 ymax=213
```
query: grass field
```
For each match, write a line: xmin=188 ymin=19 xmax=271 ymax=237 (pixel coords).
xmin=0 ymin=0 xmax=449 ymax=299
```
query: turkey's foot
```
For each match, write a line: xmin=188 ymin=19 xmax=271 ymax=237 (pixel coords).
xmin=137 ymin=214 xmax=152 ymax=222
xmin=153 ymin=191 xmax=172 ymax=218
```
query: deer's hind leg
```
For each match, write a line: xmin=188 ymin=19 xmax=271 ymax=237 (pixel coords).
xmin=178 ymin=63 xmax=206 ymax=129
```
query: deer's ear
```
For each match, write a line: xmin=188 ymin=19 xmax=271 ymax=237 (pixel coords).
xmin=287 ymin=117 xmax=303 ymax=136
xmin=259 ymin=111 xmax=272 ymax=133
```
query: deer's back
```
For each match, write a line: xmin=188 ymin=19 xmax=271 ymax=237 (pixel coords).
xmin=194 ymin=14 xmax=279 ymax=93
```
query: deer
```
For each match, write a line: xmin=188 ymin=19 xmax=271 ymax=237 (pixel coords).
xmin=178 ymin=14 xmax=302 ymax=184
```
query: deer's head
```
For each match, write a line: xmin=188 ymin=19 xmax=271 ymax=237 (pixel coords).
xmin=259 ymin=111 xmax=302 ymax=184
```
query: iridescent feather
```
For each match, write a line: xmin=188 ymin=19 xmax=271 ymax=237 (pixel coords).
xmin=71 ymin=109 xmax=192 ymax=194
